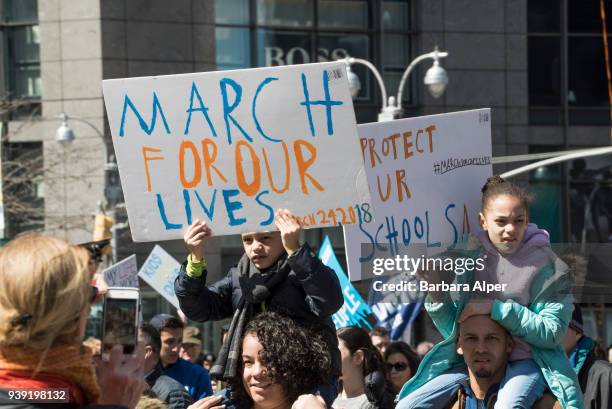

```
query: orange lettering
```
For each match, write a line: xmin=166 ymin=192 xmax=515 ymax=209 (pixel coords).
xmin=425 ymin=125 xmax=436 ymax=152
xmin=142 ymin=146 xmax=164 ymax=192
xmin=179 ymin=141 xmax=202 ymax=189
xmin=262 ymin=142 xmax=290 ymax=194
xmin=235 ymin=140 xmax=261 ymax=197
xmin=388 ymin=133 xmax=401 ymax=159
xmin=415 ymin=129 xmax=424 ymax=153
xmin=368 ymin=138 xmax=382 ymax=168
xmin=294 ymin=139 xmax=324 ymax=195
xmin=377 ymin=173 xmax=391 ymax=202
xmin=201 ymin=138 xmax=227 ymax=185
xmin=396 ymin=169 xmax=411 ymax=202
xmin=403 ymin=131 xmax=414 ymax=158
xmin=360 ymin=138 xmax=368 ymax=161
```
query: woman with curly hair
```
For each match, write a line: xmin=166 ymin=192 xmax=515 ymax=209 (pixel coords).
xmin=190 ymin=311 xmax=331 ymax=409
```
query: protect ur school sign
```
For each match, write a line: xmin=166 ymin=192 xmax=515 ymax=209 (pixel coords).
xmin=102 ymin=62 xmax=369 ymax=241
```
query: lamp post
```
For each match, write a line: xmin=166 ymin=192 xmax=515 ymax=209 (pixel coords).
xmin=55 ymin=112 xmax=125 ymax=263
xmin=342 ymin=46 xmax=449 ymax=121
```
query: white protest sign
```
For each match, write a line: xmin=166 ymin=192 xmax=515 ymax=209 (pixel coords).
xmin=344 ymin=109 xmax=492 ymax=281
xmin=103 ymin=254 xmax=138 ymax=288
xmin=102 ymin=62 xmax=369 ymax=242
xmin=137 ymin=245 xmax=181 ymax=308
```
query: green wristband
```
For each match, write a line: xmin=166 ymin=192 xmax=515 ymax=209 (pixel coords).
xmin=186 ymin=254 xmax=207 ymax=278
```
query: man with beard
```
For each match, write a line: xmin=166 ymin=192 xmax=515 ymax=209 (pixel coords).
xmin=448 ymin=314 xmax=561 ymax=408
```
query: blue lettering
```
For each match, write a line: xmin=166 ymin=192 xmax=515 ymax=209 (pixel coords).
xmin=183 ymin=189 xmax=192 ymax=225
xmin=252 ymin=77 xmax=281 ymax=142
xmin=385 ymin=216 xmax=399 ymax=255
xmin=222 ymin=189 xmax=246 ymax=226
xmin=194 ymin=189 xmax=217 ymax=221
xmin=299 ymin=71 xmax=343 ymax=137
xmin=220 ymin=78 xmax=252 ymax=145
xmin=425 ymin=210 xmax=441 ymax=247
xmin=255 ymin=190 xmax=274 ymax=226
xmin=184 ymin=81 xmax=217 ymax=137
xmin=156 ymin=193 xmax=182 ymax=230
xmin=119 ymin=93 xmax=170 ymax=137
xmin=445 ymin=203 xmax=458 ymax=249
xmin=414 ymin=216 xmax=424 ymax=239
xmin=402 ymin=218 xmax=411 ymax=246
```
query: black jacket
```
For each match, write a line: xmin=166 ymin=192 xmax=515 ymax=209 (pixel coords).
xmin=145 ymin=366 xmax=193 ymax=409
xmin=174 ymin=243 xmax=344 ymax=375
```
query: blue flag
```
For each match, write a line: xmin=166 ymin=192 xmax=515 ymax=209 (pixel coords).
xmin=367 ymin=274 xmax=423 ymax=342
xmin=318 ymin=236 xmax=374 ymax=329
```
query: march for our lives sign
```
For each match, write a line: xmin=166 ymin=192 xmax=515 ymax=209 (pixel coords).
xmin=102 ymin=62 xmax=369 ymax=242
xmin=318 ymin=235 xmax=374 ymax=329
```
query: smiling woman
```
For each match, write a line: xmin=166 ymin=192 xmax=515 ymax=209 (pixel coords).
xmin=224 ymin=311 xmax=332 ymax=409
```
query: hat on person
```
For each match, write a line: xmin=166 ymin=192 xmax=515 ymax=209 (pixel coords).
xmin=183 ymin=326 xmax=202 ymax=346
xmin=569 ymin=304 xmax=584 ymax=334
xmin=204 ymin=353 xmax=215 ymax=362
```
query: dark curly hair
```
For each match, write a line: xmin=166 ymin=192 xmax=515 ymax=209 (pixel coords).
xmin=227 ymin=311 xmax=332 ymax=405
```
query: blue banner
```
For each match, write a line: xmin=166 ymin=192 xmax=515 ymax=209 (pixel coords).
xmin=367 ymin=274 xmax=423 ymax=342
xmin=318 ymin=236 xmax=374 ymax=329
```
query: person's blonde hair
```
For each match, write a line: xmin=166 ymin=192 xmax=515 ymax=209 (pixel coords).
xmin=0 ymin=233 xmax=91 ymax=350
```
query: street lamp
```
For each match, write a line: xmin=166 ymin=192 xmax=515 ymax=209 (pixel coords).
xmin=55 ymin=112 xmax=125 ymax=263
xmin=341 ymin=46 xmax=449 ymax=121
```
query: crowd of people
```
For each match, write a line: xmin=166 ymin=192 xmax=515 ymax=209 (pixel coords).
xmin=1 ymin=179 xmax=612 ymax=409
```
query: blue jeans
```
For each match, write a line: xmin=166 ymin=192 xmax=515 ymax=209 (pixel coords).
xmin=396 ymin=359 xmax=546 ymax=409
xmin=494 ymin=359 xmax=547 ymax=409
xmin=395 ymin=366 xmax=468 ymax=409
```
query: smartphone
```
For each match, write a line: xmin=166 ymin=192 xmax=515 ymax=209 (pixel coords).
xmin=102 ymin=287 xmax=140 ymax=355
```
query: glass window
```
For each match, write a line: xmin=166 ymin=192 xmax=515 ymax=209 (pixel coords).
xmin=0 ymin=0 xmax=37 ymax=23
xmin=528 ymin=0 xmax=561 ymax=32
xmin=216 ymin=27 xmax=251 ymax=70
xmin=215 ymin=0 xmax=250 ymax=24
xmin=383 ymin=33 xmax=410 ymax=68
xmin=0 ymin=0 xmax=40 ymax=115
xmin=383 ymin=0 xmax=411 ymax=31
xmin=528 ymin=36 xmax=561 ymax=106
xmin=568 ymin=37 xmax=609 ymax=106
xmin=318 ymin=32 xmax=368 ymax=61
xmin=568 ymin=0 xmax=612 ymax=33
xmin=568 ymin=154 xmax=612 ymax=243
xmin=257 ymin=0 xmax=314 ymax=27
xmin=257 ymin=29 xmax=312 ymax=66
xmin=318 ymin=0 xmax=368 ymax=29
xmin=383 ymin=69 xmax=412 ymax=104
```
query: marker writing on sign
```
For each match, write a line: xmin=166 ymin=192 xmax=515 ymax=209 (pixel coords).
xmin=119 ymin=70 xmax=345 ymax=231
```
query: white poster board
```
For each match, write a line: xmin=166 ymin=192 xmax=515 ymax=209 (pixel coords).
xmin=137 ymin=245 xmax=181 ymax=308
xmin=102 ymin=62 xmax=369 ymax=242
xmin=344 ymin=109 xmax=493 ymax=281
xmin=103 ymin=254 xmax=138 ymax=288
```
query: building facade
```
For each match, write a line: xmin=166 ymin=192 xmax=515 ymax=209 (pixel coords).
xmin=2 ymin=0 xmax=611 ymax=349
